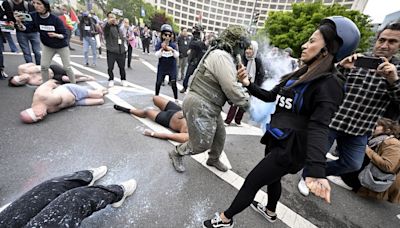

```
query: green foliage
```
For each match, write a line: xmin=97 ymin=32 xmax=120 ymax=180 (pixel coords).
xmin=260 ymin=2 xmax=374 ymax=58
xmin=149 ymin=10 xmax=179 ymax=32
xmin=92 ymin=0 xmax=178 ymax=30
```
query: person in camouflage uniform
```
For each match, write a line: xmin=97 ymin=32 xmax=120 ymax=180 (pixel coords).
xmin=168 ymin=25 xmax=250 ymax=173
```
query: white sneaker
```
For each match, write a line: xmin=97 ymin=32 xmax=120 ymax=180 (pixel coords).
xmin=121 ymin=80 xmax=128 ymax=87
xmin=88 ymin=166 xmax=108 ymax=186
xmin=112 ymin=179 xmax=137 ymax=207
xmin=327 ymin=176 xmax=353 ymax=190
xmin=298 ymin=178 xmax=309 ymax=196
xmin=108 ymin=80 xmax=114 ymax=87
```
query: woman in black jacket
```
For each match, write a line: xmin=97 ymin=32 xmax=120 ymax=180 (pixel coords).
xmin=203 ymin=16 xmax=360 ymax=228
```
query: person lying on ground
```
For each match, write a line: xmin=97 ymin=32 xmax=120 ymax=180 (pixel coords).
xmin=114 ymin=95 xmax=189 ymax=143
xmin=0 ymin=166 xmax=137 ymax=227
xmin=8 ymin=63 xmax=95 ymax=86
xmin=20 ymin=79 xmax=107 ymax=123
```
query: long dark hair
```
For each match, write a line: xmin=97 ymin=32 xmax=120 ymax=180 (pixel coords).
xmin=377 ymin=118 xmax=400 ymax=139
xmin=280 ymin=24 xmax=339 ymax=87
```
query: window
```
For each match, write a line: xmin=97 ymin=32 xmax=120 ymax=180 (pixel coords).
xmin=204 ymin=6 xmax=209 ymax=11
xmin=189 ymin=9 xmax=195 ymax=14
xmin=175 ymin=12 xmax=181 ymax=17
xmin=161 ymin=0 xmax=166 ymax=5
xmin=279 ymin=0 xmax=286 ymax=3
xmin=182 ymin=6 xmax=188 ymax=12
xmin=230 ymin=17 xmax=236 ymax=22
xmin=218 ymin=2 xmax=224 ymax=8
xmin=217 ymin=9 xmax=223 ymax=14
xmin=167 ymin=9 xmax=173 ymax=15
xmin=232 ymin=6 xmax=238 ymax=11
xmin=175 ymin=5 xmax=181 ymax=10
xmin=190 ymin=1 xmax=196 ymax=7
xmin=278 ymin=5 xmax=284 ymax=10
xmin=247 ymin=2 xmax=254 ymax=7
xmin=231 ymin=12 xmax=237 ymax=17
xmin=216 ymin=15 xmax=222 ymax=20
xmin=168 ymin=1 xmax=174 ymax=7
xmin=189 ymin=15 xmax=194 ymax=20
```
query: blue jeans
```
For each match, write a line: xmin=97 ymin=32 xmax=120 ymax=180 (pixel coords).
xmin=3 ymin=32 xmax=18 ymax=52
xmin=16 ymin=31 xmax=41 ymax=64
xmin=83 ymin=36 xmax=97 ymax=65
xmin=303 ymin=129 xmax=368 ymax=177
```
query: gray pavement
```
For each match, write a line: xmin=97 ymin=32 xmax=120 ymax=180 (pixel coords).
xmin=0 ymin=40 xmax=399 ymax=228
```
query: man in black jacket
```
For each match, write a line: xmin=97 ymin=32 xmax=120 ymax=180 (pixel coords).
xmin=104 ymin=12 xmax=127 ymax=87
xmin=177 ymin=28 xmax=190 ymax=81
xmin=180 ymin=25 xmax=206 ymax=93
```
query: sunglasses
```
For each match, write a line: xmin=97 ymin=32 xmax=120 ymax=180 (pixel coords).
xmin=163 ymin=33 xmax=172 ymax=37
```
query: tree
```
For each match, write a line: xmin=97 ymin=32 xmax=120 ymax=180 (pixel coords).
xmin=260 ymin=2 xmax=374 ymax=58
xmin=149 ymin=10 xmax=179 ymax=32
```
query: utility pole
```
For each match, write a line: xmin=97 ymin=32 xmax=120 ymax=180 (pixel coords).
xmin=249 ymin=0 xmax=259 ymax=35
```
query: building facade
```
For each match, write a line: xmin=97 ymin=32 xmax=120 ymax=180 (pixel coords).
xmin=146 ymin=0 xmax=368 ymax=33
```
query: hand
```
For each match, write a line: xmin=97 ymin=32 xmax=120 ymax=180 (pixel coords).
xmin=47 ymin=32 xmax=59 ymax=38
xmin=143 ymin=129 xmax=155 ymax=137
xmin=339 ymin=53 xmax=363 ymax=69
xmin=305 ymin=177 xmax=331 ymax=203
xmin=237 ymin=64 xmax=250 ymax=86
xmin=377 ymin=57 xmax=399 ymax=85
xmin=13 ymin=12 xmax=24 ymax=22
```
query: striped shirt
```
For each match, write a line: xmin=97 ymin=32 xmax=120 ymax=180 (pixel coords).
xmin=329 ymin=55 xmax=400 ymax=136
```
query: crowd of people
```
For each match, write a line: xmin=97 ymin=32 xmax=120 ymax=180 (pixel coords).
xmin=0 ymin=1 xmax=399 ymax=227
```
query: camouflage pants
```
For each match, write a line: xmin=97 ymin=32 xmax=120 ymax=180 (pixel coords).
xmin=175 ymin=93 xmax=226 ymax=161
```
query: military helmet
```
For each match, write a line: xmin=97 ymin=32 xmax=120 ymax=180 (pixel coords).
xmin=320 ymin=16 xmax=360 ymax=61
xmin=218 ymin=25 xmax=251 ymax=56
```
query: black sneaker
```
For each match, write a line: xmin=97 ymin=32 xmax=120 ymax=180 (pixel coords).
xmin=203 ymin=213 xmax=234 ymax=228
xmin=250 ymin=201 xmax=277 ymax=223
xmin=180 ymin=88 xmax=186 ymax=93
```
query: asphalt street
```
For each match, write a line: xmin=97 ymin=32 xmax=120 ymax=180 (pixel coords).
xmin=0 ymin=40 xmax=399 ymax=228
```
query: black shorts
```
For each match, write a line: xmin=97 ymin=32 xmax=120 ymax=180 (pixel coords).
xmin=155 ymin=101 xmax=182 ymax=128
xmin=50 ymin=64 xmax=67 ymax=84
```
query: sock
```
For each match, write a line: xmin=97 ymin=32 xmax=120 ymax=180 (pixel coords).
xmin=114 ymin=105 xmax=131 ymax=113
